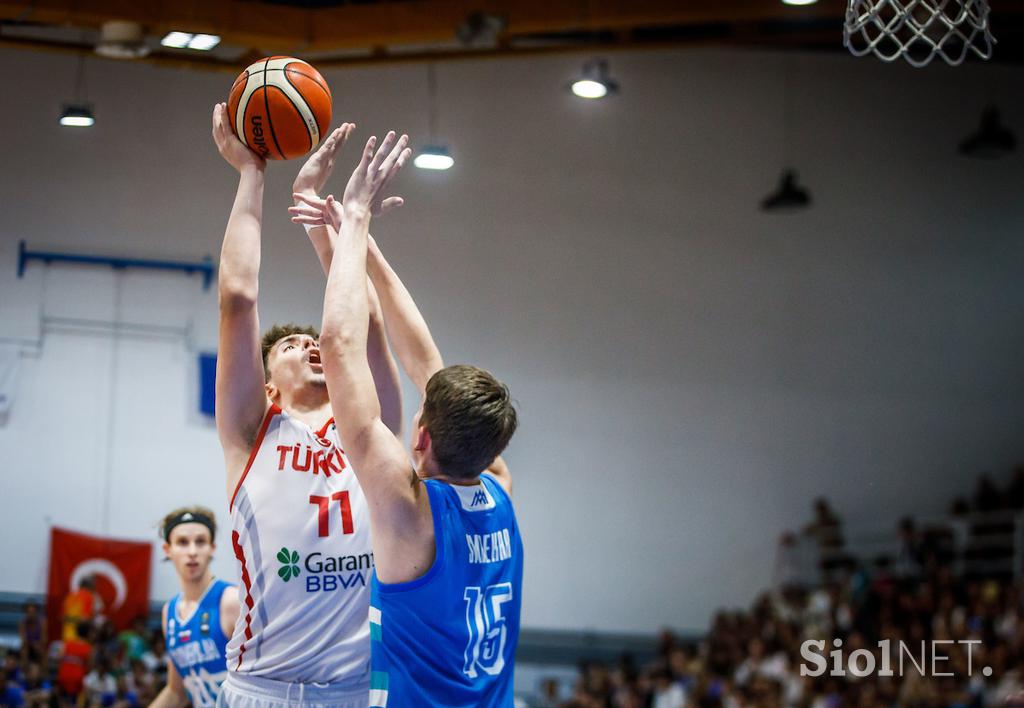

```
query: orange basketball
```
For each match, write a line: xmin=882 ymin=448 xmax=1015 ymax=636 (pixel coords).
xmin=227 ymin=56 xmax=332 ymax=161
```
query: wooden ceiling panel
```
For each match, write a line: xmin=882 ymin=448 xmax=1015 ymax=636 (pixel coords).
xmin=1 ymin=0 xmax=1022 ymax=69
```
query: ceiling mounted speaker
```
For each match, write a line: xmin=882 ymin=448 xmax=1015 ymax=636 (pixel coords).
xmin=95 ymin=20 xmax=151 ymax=59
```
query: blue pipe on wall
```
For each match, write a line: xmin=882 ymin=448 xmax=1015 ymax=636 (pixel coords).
xmin=17 ymin=240 xmax=216 ymax=290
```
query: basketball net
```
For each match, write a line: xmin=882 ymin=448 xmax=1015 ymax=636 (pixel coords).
xmin=844 ymin=0 xmax=995 ymax=67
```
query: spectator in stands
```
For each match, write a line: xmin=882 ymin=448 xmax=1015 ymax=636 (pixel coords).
xmin=17 ymin=602 xmax=46 ymax=667
xmin=18 ymin=662 xmax=51 ymax=707
xmin=973 ymin=473 xmax=1003 ymax=512
xmin=61 ymin=575 xmax=101 ymax=642
xmin=1 ymin=663 xmax=25 ymax=708
xmin=1007 ymin=466 xmax=1024 ymax=510
xmin=91 ymin=619 xmax=122 ymax=669
xmin=116 ymin=617 xmax=148 ymax=665
xmin=147 ymin=632 xmax=168 ymax=682
xmin=894 ymin=515 xmax=923 ymax=579
xmin=2 ymin=653 xmax=22 ymax=686
xmin=82 ymin=656 xmax=117 ymax=706
xmin=110 ymin=673 xmax=139 ymax=708
xmin=948 ymin=496 xmax=971 ymax=575
xmin=126 ymin=659 xmax=155 ymax=703
xmin=537 ymin=677 xmax=561 ymax=707
xmin=803 ymin=497 xmax=846 ymax=579
xmin=773 ymin=531 xmax=806 ymax=591
xmin=56 ymin=620 xmax=92 ymax=701
xmin=649 ymin=664 xmax=685 ymax=708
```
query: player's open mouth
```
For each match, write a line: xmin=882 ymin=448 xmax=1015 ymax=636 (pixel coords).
xmin=308 ymin=352 xmax=321 ymax=364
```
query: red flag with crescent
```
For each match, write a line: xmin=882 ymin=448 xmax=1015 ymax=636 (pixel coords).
xmin=47 ymin=527 xmax=152 ymax=642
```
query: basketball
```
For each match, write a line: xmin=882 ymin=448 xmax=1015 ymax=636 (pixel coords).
xmin=227 ymin=56 xmax=332 ymax=161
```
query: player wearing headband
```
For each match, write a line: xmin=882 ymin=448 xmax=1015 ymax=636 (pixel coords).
xmin=211 ymin=107 xmax=403 ymax=707
xmin=152 ymin=506 xmax=239 ymax=708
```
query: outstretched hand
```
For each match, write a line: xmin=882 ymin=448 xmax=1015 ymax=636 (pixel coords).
xmin=344 ymin=131 xmax=412 ymax=217
xmin=293 ymin=124 xmax=354 ymax=197
xmin=289 ymin=192 xmax=344 ymax=233
xmin=211 ymin=103 xmax=265 ymax=173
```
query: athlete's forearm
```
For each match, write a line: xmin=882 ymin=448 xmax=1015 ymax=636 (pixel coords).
xmin=150 ymin=685 xmax=188 ymax=708
xmin=322 ymin=212 xmax=371 ymax=354
xmin=366 ymin=280 xmax=403 ymax=434
xmin=366 ymin=238 xmax=443 ymax=394
xmin=304 ymin=223 xmax=334 ymax=277
xmin=306 ymin=225 xmax=401 ymax=430
xmin=219 ymin=166 xmax=265 ymax=303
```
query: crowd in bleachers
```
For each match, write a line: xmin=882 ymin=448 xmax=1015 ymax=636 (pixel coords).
xmin=551 ymin=467 xmax=1024 ymax=708
xmin=3 ymin=468 xmax=1023 ymax=707
xmin=1 ymin=607 xmax=167 ymax=707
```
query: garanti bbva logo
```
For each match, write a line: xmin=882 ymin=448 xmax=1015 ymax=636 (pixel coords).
xmin=276 ymin=548 xmax=301 ymax=582
xmin=276 ymin=547 xmax=374 ymax=593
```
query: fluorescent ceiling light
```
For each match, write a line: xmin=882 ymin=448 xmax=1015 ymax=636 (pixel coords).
xmin=188 ymin=34 xmax=221 ymax=50
xmin=782 ymin=0 xmax=818 ymax=5
xmin=414 ymin=146 xmax=454 ymax=170
xmin=59 ymin=105 xmax=95 ymax=127
xmin=569 ymin=60 xmax=618 ymax=99
xmin=161 ymin=31 xmax=193 ymax=48
xmin=571 ymin=79 xmax=608 ymax=99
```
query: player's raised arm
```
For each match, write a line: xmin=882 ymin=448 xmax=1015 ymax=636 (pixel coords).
xmin=292 ymin=124 xmax=354 ymax=275
xmin=211 ymin=102 xmax=270 ymax=489
xmin=292 ymin=126 xmax=403 ymax=435
xmin=296 ymin=132 xmax=433 ymax=575
xmin=365 ymin=236 xmax=443 ymax=395
xmin=366 ymin=234 xmax=513 ymax=495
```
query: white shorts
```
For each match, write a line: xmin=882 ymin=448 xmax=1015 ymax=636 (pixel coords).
xmin=217 ymin=673 xmax=369 ymax=708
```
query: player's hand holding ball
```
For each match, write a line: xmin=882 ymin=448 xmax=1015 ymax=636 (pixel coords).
xmin=212 ymin=102 xmax=265 ymax=173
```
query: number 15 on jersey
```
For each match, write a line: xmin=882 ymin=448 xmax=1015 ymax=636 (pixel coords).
xmin=463 ymin=583 xmax=513 ymax=678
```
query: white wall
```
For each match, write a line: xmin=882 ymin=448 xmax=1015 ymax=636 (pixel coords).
xmin=0 ymin=45 xmax=1021 ymax=633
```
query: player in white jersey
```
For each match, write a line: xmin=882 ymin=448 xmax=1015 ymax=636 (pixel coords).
xmin=210 ymin=104 xmax=403 ymax=707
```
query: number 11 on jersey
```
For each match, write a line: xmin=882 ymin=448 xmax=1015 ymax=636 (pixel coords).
xmin=309 ymin=492 xmax=354 ymax=537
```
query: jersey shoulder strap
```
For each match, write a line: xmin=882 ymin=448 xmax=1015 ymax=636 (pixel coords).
xmin=165 ymin=593 xmax=181 ymax=630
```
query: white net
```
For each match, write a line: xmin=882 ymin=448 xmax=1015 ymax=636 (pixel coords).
xmin=844 ymin=0 xmax=995 ymax=67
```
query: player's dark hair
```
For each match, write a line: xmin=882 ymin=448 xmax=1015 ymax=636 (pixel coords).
xmin=261 ymin=324 xmax=320 ymax=382
xmin=420 ymin=365 xmax=517 ymax=480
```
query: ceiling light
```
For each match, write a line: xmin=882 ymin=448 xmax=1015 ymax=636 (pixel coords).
xmin=570 ymin=60 xmax=618 ymax=99
xmin=188 ymin=34 xmax=221 ymax=51
xmin=959 ymin=107 xmax=1016 ymax=158
xmin=59 ymin=104 xmax=95 ymax=127
xmin=161 ymin=32 xmax=193 ymax=49
xmin=761 ymin=170 xmax=811 ymax=212
xmin=414 ymin=146 xmax=454 ymax=170
xmin=782 ymin=0 xmax=818 ymax=5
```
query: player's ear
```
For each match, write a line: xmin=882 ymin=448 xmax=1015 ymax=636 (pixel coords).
xmin=413 ymin=426 xmax=430 ymax=453
xmin=161 ymin=542 xmax=171 ymax=559
xmin=265 ymin=381 xmax=279 ymax=402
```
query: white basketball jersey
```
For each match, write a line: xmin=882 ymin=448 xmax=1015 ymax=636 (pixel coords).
xmin=226 ymin=404 xmax=372 ymax=685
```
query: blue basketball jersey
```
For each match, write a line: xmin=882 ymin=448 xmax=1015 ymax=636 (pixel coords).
xmin=369 ymin=474 xmax=523 ymax=707
xmin=166 ymin=578 xmax=233 ymax=708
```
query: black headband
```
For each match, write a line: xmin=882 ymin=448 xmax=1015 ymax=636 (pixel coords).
xmin=163 ymin=511 xmax=216 ymax=543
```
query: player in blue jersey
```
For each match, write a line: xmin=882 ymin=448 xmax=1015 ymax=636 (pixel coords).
xmin=290 ymin=130 xmax=521 ymax=707
xmin=152 ymin=506 xmax=240 ymax=708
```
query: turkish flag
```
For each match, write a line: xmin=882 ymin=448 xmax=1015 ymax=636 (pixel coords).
xmin=47 ymin=527 xmax=152 ymax=642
